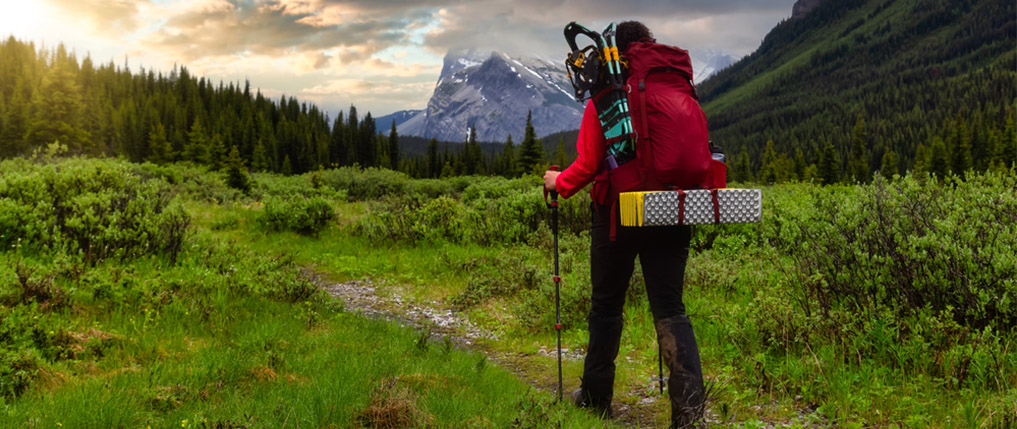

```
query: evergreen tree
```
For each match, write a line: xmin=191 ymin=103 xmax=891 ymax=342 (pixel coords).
xmin=516 ymin=111 xmax=543 ymax=176
xmin=759 ymin=139 xmax=779 ymax=184
xmin=281 ymin=154 xmax=293 ymax=175
xmin=1000 ymin=114 xmax=1015 ymax=169
xmin=426 ymin=138 xmax=439 ymax=178
xmin=911 ymin=143 xmax=930 ymax=176
xmin=346 ymin=106 xmax=359 ymax=165
xmin=849 ymin=115 xmax=869 ymax=182
xmin=208 ymin=133 xmax=226 ymax=170
xmin=388 ymin=120 xmax=399 ymax=170
xmin=554 ymin=137 xmax=568 ymax=168
xmin=501 ymin=134 xmax=516 ymax=177
xmin=147 ymin=122 xmax=172 ymax=164
xmin=793 ymin=148 xmax=807 ymax=181
xmin=929 ymin=136 xmax=950 ymax=178
xmin=223 ymin=145 xmax=250 ymax=192
xmin=439 ymin=161 xmax=454 ymax=178
xmin=879 ymin=149 xmax=899 ymax=179
xmin=251 ymin=138 xmax=269 ymax=172
xmin=184 ymin=116 xmax=209 ymax=163
xmin=331 ymin=111 xmax=346 ymax=167
xmin=803 ymin=163 xmax=820 ymax=182
xmin=359 ymin=112 xmax=376 ymax=167
xmin=732 ymin=148 xmax=753 ymax=183
xmin=818 ymin=141 xmax=841 ymax=185
xmin=0 ymin=81 xmax=29 ymax=157
xmin=950 ymin=116 xmax=973 ymax=174
xmin=24 ymin=53 xmax=89 ymax=153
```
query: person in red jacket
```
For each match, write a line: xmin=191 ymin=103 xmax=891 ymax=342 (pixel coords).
xmin=543 ymin=21 xmax=705 ymax=428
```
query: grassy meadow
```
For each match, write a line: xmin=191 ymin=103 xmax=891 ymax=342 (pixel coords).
xmin=1 ymin=155 xmax=1015 ymax=427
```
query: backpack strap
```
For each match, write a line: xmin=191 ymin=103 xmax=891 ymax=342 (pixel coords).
xmin=636 ymin=78 xmax=659 ymax=189
xmin=710 ymin=188 xmax=721 ymax=224
xmin=676 ymin=189 xmax=687 ymax=225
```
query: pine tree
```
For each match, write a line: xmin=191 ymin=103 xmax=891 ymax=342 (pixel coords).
xmin=950 ymin=116 xmax=973 ymax=174
xmin=554 ymin=137 xmax=568 ymax=168
xmin=911 ymin=143 xmax=930 ymax=176
xmin=1001 ymin=114 xmax=1016 ymax=169
xmin=388 ymin=120 xmax=399 ymax=170
xmin=818 ymin=141 xmax=841 ymax=185
xmin=849 ymin=115 xmax=869 ymax=182
xmin=793 ymin=148 xmax=807 ymax=181
xmin=147 ymin=122 xmax=172 ymax=164
xmin=516 ymin=111 xmax=543 ymax=176
xmin=0 ymin=80 xmax=29 ymax=157
xmin=184 ymin=116 xmax=209 ymax=163
xmin=208 ymin=133 xmax=226 ymax=170
xmin=281 ymin=154 xmax=293 ymax=175
xmin=359 ymin=112 xmax=376 ymax=167
xmin=929 ymin=136 xmax=950 ymax=178
xmin=24 ymin=53 xmax=89 ymax=153
xmin=426 ymin=138 xmax=439 ymax=178
xmin=331 ymin=111 xmax=346 ymax=167
xmin=439 ymin=161 xmax=455 ymax=178
xmin=879 ymin=149 xmax=899 ymax=179
xmin=251 ymin=138 xmax=269 ymax=172
xmin=223 ymin=145 xmax=250 ymax=192
xmin=732 ymin=148 xmax=753 ymax=183
xmin=346 ymin=106 xmax=359 ymax=165
xmin=759 ymin=139 xmax=779 ymax=184
xmin=501 ymin=134 xmax=516 ymax=177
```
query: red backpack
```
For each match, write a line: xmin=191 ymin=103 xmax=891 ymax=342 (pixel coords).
xmin=594 ymin=41 xmax=723 ymax=237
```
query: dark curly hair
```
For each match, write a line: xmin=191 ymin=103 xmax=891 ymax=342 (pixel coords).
xmin=616 ymin=21 xmax=654 ymax=52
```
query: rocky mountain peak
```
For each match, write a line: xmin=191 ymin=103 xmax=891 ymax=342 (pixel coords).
xmin=792 ymin=0 xmax=825 ymax=19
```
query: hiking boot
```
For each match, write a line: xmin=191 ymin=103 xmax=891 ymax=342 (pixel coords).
xmin=655 ymin=314 xmax=705 ymax=428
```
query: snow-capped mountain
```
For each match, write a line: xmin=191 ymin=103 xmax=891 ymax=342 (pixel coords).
xmin=397 ymin=49 xmax=584 ymax=142
xmin=374 ymin=109 xmax=422 ymax=129
xmin=688 ymin=49 xmax=739 ymax=84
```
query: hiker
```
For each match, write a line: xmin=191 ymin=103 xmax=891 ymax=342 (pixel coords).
xmin=544 ymin=21 xmax=706 ymax=427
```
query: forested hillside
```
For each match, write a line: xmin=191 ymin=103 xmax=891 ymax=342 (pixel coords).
xmin=0 ymin=36 xmax=559 ymax=179
xmin=700 ymin=0 xmax=1016 ymax=183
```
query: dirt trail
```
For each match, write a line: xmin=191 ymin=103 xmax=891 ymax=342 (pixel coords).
xmin=308 ymin=271 xmax=666 ymax=427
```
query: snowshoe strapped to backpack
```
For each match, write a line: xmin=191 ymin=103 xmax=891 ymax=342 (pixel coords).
xmin=564 ymin=22 xmax=722 ymax=239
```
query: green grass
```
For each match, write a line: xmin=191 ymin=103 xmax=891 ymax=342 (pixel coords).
xmin=0 ymin=242 xmax=610 ymax=428
xmin=3 ymin=158 xmax=1016 ymax=427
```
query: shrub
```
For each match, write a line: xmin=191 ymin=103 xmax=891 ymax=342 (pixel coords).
xmin=0 ymin=158 xmax=190 ymax=264
xmin=318 ymin=167 xmax=409 ymax=201
xmin=772 ymin=173 xmax=1016 ymax=333
xmin=258 ymin=196 xmax=336 ymax=235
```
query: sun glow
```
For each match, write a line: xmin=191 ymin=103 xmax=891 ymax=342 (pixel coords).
xmin=0 ymin=1 xmax=49 ymax=39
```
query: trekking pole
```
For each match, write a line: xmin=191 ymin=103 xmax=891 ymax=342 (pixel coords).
xmin=543 ymin=165 xmax=563 ymax=402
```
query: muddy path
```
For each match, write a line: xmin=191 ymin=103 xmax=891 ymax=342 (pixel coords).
xmin=304 ymin=269 xmax=667 ymax=428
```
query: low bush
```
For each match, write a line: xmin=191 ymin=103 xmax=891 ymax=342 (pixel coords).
xmin=0 ymin=158 xmax=190 ymax=264
xmin=258 ymin=196 xmax=336 ymax=236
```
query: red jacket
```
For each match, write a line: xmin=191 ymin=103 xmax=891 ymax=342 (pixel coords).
xmin=555 ymin=100 xmax=607 ymax=203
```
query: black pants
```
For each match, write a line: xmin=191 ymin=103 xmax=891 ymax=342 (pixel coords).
xmin=589 ymin=204 xmax=692 ymax=321
xmin=580 ymin=203 xmax=704 ymax=423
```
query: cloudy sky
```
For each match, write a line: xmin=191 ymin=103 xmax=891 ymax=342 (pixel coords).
xmin=2 ymin=0 xmax=796 ymax=117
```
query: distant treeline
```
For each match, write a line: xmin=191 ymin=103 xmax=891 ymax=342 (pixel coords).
xmin=700 ymin=0 xmax=1017 ymax=184
xmin=0 ymin=36 xmax=571 ymax=178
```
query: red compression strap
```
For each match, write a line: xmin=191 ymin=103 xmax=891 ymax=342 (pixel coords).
xmin=711 ymin=189 xmax=721 ymax=224
xmin=677 ymin=189 xmax=686 ymax=225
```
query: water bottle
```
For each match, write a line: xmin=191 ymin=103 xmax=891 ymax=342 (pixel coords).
xmin=709 ymin=141 xmax=725 ymax=164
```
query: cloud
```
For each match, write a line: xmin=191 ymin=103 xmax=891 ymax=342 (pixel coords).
xmin=34 ymin=0 xmax=797 ymax=116
xmin=46 ymin=0 xmax=144 ymax=34
xmin=422 ymin=0 xmax=797 ymax=57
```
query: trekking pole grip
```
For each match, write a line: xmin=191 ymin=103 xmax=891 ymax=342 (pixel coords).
xmin=543 ymin=165 xmax=560 ymax=208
